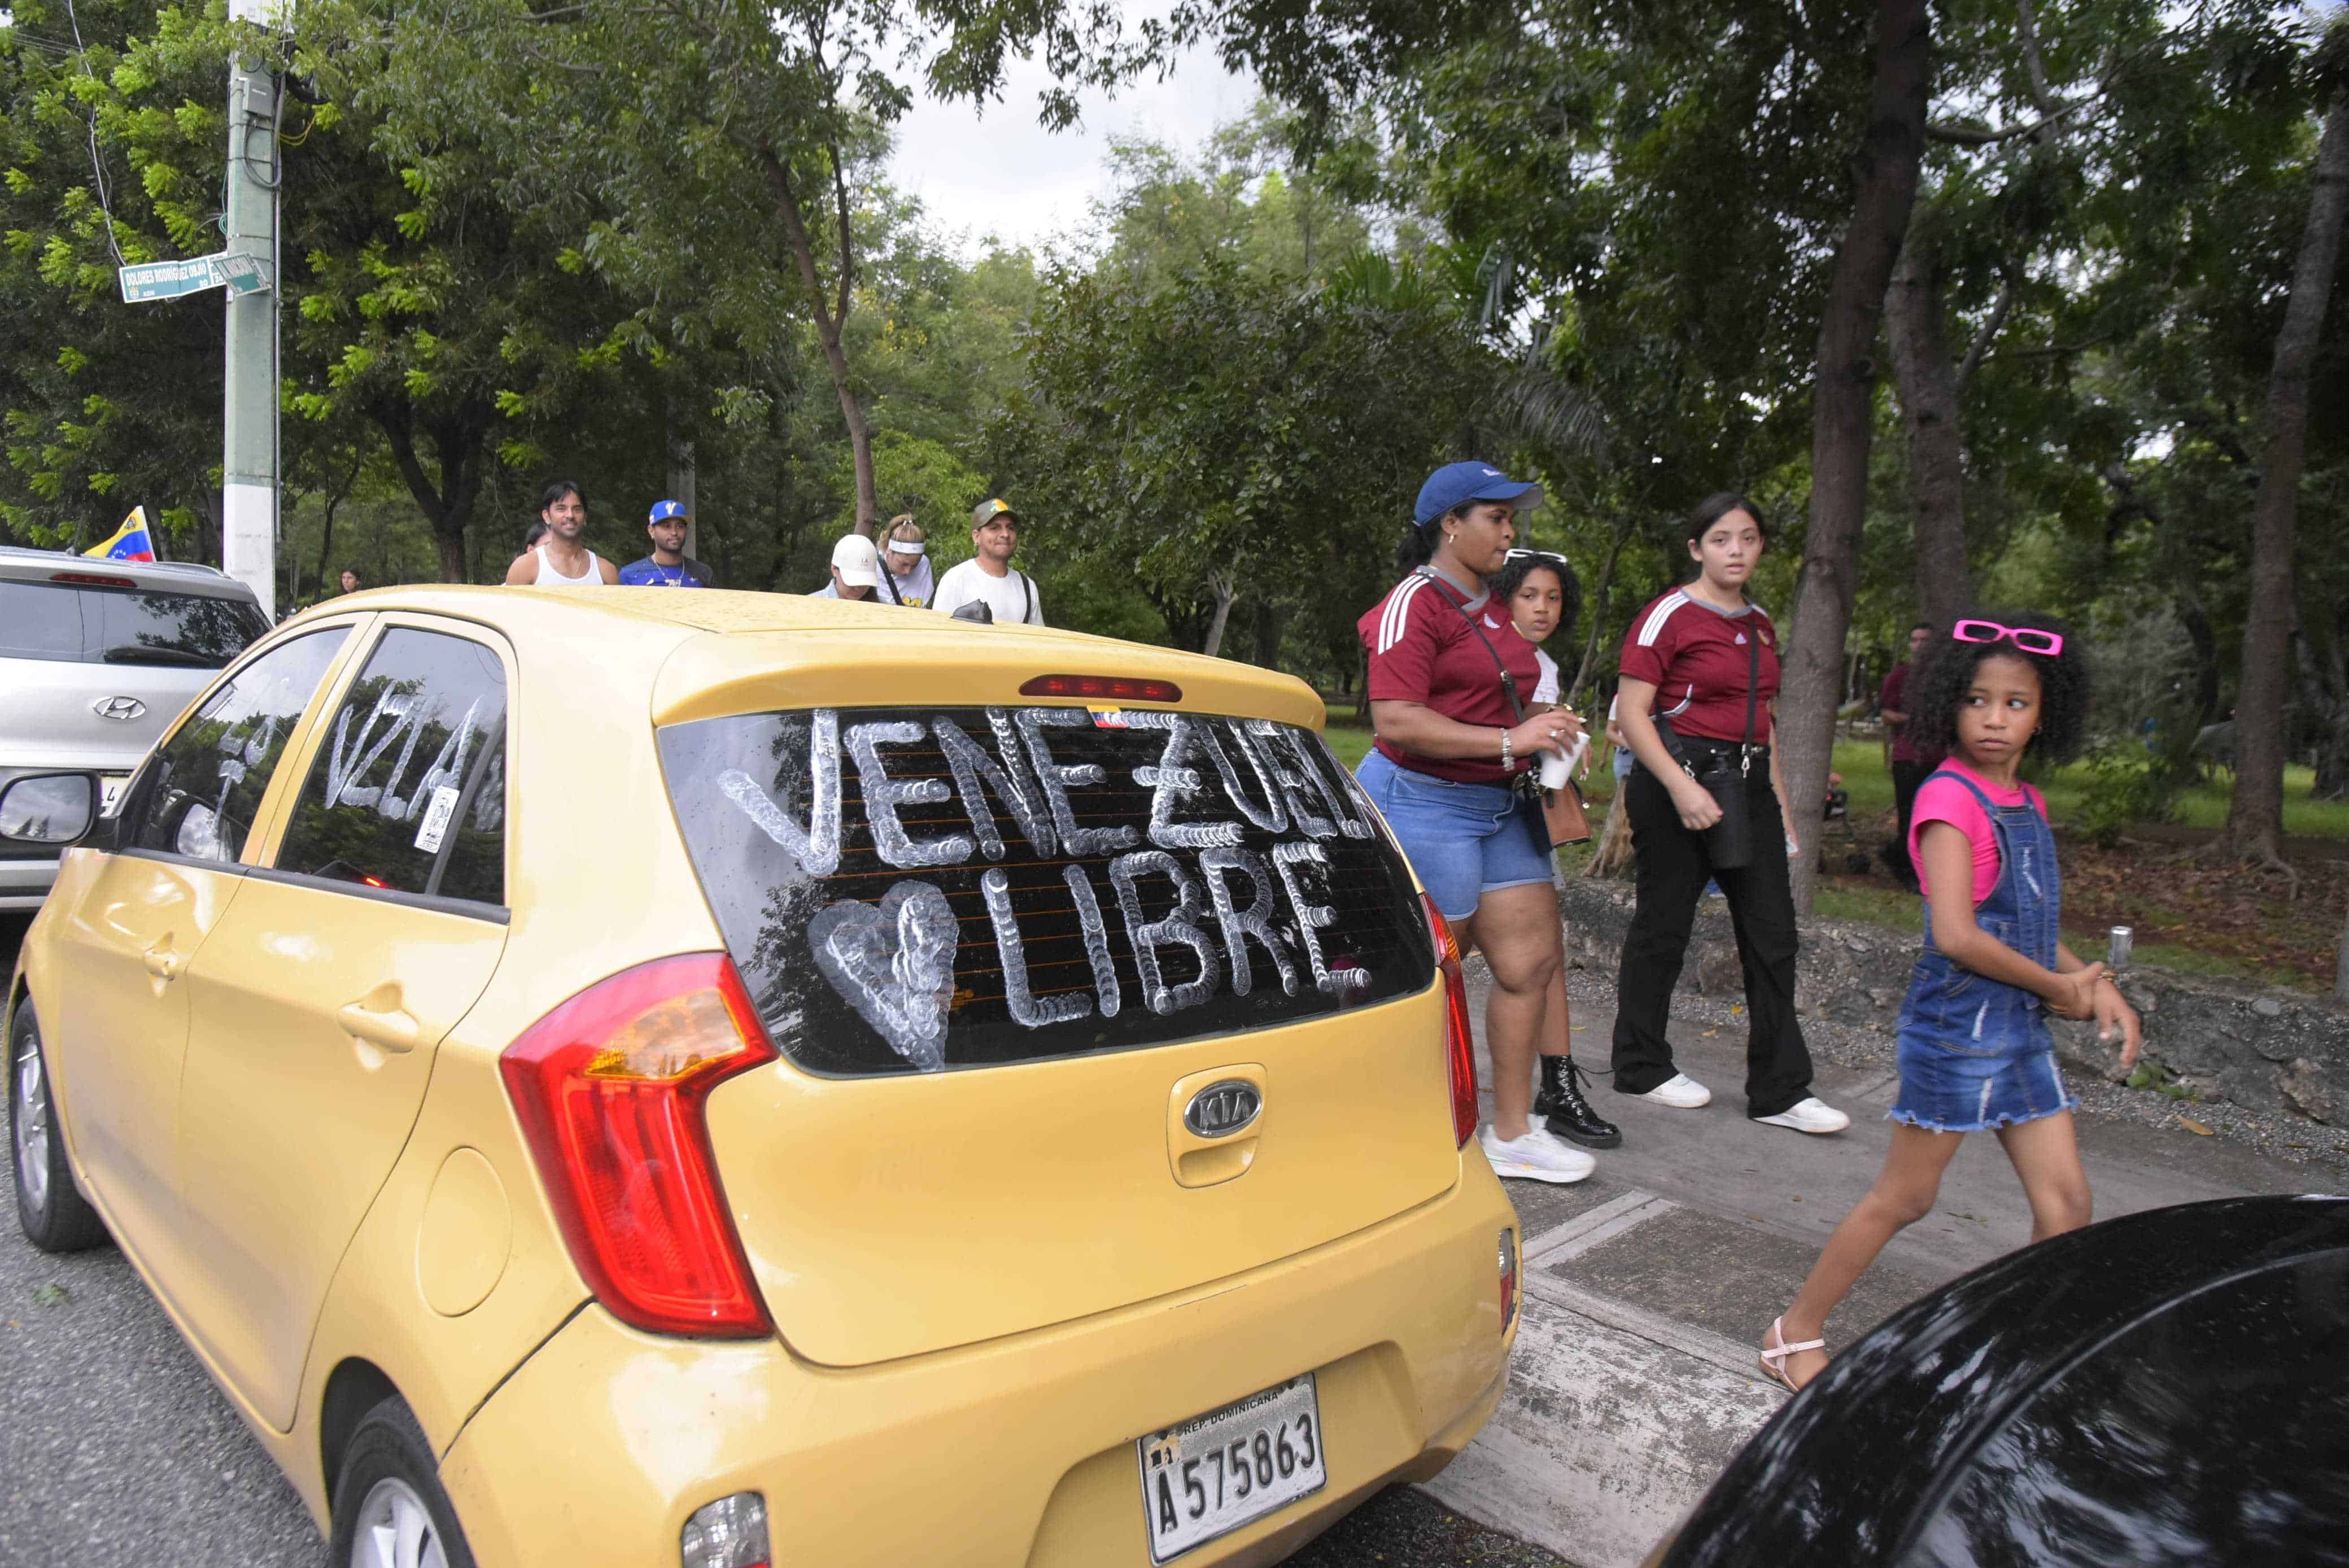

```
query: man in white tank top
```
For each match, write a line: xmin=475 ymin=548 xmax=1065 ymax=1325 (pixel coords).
xmin=505 ymin=479 xmax=618 ymax=585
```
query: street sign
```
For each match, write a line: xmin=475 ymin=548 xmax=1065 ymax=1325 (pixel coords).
xmin=117 ymin=252 xmax=270 ymax=304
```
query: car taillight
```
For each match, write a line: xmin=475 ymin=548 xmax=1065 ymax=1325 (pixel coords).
xmin=1016 ymin=672 xmax=1183 ymax=703
xmin=1422 ymin=893 xmax=1478 ymax=1147
xmin=500 ymin=951 xmax=776 ymax=1338
xmin=1499 ymin=1228 xmax=1519 ymax=1331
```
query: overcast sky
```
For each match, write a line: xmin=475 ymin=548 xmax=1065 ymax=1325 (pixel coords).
xmin=885 ymin=40 xmax=1260 ymax=257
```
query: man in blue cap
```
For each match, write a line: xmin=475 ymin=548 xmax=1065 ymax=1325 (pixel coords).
xmin=618 ymin=499 xmax=716 ymax=587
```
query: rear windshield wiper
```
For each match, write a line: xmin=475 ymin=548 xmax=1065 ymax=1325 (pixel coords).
xmin=101 ymin=645 xmax=219 ymax=667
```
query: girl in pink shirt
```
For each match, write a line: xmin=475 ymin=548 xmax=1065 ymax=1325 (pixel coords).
xmin=1763 ymin=613 xmax=2141 ymax=1392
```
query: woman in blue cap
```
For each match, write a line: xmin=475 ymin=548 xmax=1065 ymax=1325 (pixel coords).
xmin=1355 ymin=462 xmax=1616 ymax=1183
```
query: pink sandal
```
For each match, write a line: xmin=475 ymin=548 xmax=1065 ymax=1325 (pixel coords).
xmin=1760 ymin=1317 xmax=1825 ymax=1393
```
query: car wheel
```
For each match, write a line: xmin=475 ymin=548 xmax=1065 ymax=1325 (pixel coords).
xmin=328 ymin=1397 xmax=478 ymax=1568
xmin=10 ymin=1000 xmax=109 ymax=1252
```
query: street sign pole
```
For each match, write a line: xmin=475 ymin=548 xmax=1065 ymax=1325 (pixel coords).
xmin=221 ymin=0 xmax=280 ymax=618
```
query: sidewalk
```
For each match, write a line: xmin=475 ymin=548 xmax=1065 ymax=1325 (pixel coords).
xmin=1420 ymin=964 xmax=2333 ymax=1568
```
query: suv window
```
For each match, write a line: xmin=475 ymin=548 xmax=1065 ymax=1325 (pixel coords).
xmin=273 ymin=628 xmax=508 ymax=906
xmin=89 ymin=586 xmax=269 ymax=668
xmin=126 ymin=629 xmax=352 ymax=863
xmin=0 ymin=579 xmax=266 ymax=667
xmin=0 ymin=582 xmax=85 ymax=661
xmin=658 ymin=705 xmax=1434 ymax=1076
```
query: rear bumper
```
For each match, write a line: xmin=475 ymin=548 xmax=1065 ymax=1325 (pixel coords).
xmin=440 ymin=1157 xmax=1517 ymax=1567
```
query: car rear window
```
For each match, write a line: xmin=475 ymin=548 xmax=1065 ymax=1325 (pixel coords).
xmin=0 ymin=579 xmax=265 ymax=667
xmin=658 ymin=705 xmax=1435 ymax=1076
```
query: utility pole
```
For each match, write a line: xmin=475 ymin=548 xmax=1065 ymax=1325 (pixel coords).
xmin=221 ymin=0 xmax=280 ymax=617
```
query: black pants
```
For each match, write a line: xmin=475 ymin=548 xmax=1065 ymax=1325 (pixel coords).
xmin=1610 ymin=764 xmax=1815 ymax=1117
xmin=1884 ymin=759 xmax=1927 ymax=885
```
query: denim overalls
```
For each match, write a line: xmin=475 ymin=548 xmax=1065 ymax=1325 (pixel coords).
xmin=1889 ymin=770 xmax=2079 ymax=1132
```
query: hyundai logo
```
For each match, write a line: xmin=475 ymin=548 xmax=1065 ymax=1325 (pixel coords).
xmin=91 ymin=695 xmax=146 ymax=721
xmin=1184 ymin=1080 xmax=1263 ymax=1139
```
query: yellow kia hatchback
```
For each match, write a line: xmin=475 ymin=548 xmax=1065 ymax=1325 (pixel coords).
xmin=2 ymin=587 xmax=1520 ymax=1568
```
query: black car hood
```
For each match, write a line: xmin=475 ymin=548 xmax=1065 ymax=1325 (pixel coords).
xmin=1662 ymin=1195 xmax=2349 ymax=1567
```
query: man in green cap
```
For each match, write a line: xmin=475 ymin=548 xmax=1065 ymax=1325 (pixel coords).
xmin=932 ymin=497 xmax=1043 ymax=624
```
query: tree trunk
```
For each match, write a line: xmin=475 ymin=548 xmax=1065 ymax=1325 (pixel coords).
xmin=1251 ymin=597 xmax=1284 ymax=670
xmin=376 ymin=399 xmax=490 ymax=584
xmin=1886 ymin=208 xmax=1972 ymax=629
xmin=1200 ymin=576 xmax=1238 ymax=659
xmin=1568 ymin=512 xmax=1639 ymax=705
xmin=761 ymin=144 xmax=878 ymax=537
xmin=1780 ymin=0 xmax=1932 ymax=914
xmin=2227 ymin=90 xmax=2349 ymax=863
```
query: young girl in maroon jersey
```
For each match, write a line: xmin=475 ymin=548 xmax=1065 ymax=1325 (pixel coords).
xmin=1493 ymin=549 xmax=1618 ymax=1151
xmin=1761 ymin=613 xmax=2141 ymax=1392
xmin=1609 ymin=495 xmax=1846 ymax=1135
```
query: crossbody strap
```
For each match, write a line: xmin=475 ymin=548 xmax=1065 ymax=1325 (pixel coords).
xmin=1740 ymin=620 xmax=1759 ymax=773
xmin=1417 ymin=569 xmax=1527 ymax=726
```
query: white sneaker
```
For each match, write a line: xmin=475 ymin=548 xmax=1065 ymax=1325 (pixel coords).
xmin=1479 ymin=1124 xmax=1596 ymax=1184
xmin=1635 ymin=1073 xmax=1713 ymax=1109
xmin=1752 ymin=1097 xmax=1852 ymax=1135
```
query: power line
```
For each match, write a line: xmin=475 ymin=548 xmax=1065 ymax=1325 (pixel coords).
xmin=59 ymin=0 xmax=128 ymax=270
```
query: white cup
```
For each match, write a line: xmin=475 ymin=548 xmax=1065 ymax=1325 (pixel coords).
xmin=1540 ymin=733 xmax=1587 ymax=790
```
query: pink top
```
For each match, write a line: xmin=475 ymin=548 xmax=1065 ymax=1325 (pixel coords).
xmin=1909 ymin=759 xmax=2046 ymax=909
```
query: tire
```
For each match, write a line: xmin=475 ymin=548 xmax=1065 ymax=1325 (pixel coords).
xmin=10 ymin=999 xmax=109 ymax=1253
xmin=328 ymin=1396 xmax=478 ymax=1568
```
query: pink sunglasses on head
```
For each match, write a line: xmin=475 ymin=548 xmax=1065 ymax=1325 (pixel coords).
xmin=1953 ymin=618 xmax=2063 ymax=657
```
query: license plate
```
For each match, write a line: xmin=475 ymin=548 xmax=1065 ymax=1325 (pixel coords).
xmin=99 ymin=774 xmax=130 ymax=814
xmin=1136 ymin=1374 xmax=1326 ymax=1563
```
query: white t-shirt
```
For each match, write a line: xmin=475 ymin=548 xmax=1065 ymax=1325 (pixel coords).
xmin=1531 ymin=648 xmax=1560 ymax=706
xmin=932 ymin=560 xmax=1043 ymax=625
xmin=876 ymin=556 xmax=936 ymax=608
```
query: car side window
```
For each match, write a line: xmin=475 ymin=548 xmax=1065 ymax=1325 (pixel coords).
xmin=272 ymin=627 xmax=508 ymax=906
xmin=126 ymin=628 xmax=352 ymax=863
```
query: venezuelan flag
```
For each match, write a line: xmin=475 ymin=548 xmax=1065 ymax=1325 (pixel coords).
xmin=83 ymin=507 xmax=156 ymax=562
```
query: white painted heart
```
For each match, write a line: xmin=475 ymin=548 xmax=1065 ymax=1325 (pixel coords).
xmin=807 ymin=880 xmax=958 ymax=1071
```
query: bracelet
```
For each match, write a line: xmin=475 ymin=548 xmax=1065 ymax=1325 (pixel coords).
xmin=1500 ymin=727 xmax=1513 ymax=770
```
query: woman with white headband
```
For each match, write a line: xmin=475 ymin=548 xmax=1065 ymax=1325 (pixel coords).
xmin=877 ymin=515 xmax=935 ymax=607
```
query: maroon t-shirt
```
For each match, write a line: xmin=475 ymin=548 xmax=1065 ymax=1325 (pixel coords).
xmin=1879 ymin=661 xmax=1916 ymax=763
xmin=1359 ymin=568 xmax=1537 ymax=785
xmin=1618 ymin=588 xmax=1779 ymax=744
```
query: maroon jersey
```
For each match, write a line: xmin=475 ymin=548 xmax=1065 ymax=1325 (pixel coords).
xmin=1359 ymin=569 xmax=1537 ymax=785
xmin=1618 ymin=588 xmax=1779 ymax=744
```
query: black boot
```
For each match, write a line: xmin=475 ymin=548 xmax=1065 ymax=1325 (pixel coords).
xmin=1536 ymin=1056 xmax=1622 ymax=1149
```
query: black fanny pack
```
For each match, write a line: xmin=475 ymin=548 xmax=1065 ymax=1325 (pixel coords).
xmin=1647 ymin=627 xmax=1763 ymax=870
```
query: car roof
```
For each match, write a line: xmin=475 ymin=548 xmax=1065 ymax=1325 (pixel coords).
xmin=0 ymin=545 xmax=255 ymax=599
xmin=281 ymin=586 xmax=1329 ymax=730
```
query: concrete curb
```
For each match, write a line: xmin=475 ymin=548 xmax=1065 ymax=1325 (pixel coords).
xmin=1418 ymin=1279 xmax=1781 ymax=1568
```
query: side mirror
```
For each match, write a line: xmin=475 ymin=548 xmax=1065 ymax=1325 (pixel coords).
xmin=951 ymin=601 xmax=994 ymax=624
xmin=0 ymin=772 xmax=99 ymax=846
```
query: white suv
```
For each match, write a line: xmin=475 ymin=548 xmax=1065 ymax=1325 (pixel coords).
xmin=0 ymin=546 xmax=269 ymax=911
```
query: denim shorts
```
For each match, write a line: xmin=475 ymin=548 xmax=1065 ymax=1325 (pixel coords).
xmin=1356 ymin=749 xmax=1553 ymax=921
xmin=1889 ymin=1033 xmax=2078 ymax=1134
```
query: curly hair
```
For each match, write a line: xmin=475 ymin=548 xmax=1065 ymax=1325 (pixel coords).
xmin=1492 ymin=549 xmax=1583 ymax=648
xmin=1907 ymin=612 xmax=2091 ymax=766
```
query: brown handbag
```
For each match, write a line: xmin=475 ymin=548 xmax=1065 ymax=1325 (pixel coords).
xmin=1543 ymin=772 xmax=1592 ymax=848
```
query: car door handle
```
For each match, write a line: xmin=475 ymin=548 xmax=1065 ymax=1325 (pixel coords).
xmin=336 ymin=1001 xmax=420 ymax=1053
xmin=142 ymin=941 xmax=184 ymax=981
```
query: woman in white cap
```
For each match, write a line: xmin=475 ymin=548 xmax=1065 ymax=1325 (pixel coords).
xmin=813 ymin=534 xmax=882 ymax=600
xmin=875 ymin=516 xmax=935 ymax=606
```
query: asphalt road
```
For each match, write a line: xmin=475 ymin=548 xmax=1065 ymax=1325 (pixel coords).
xmin=1 ymin=913 xmax=1563 ymax=1567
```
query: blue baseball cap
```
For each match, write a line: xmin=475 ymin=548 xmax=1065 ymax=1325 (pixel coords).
xmin=649 ymin=499 xmax=689 ymax=524
xmin=1414 ymin=462 xmax=1545 ymax=525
